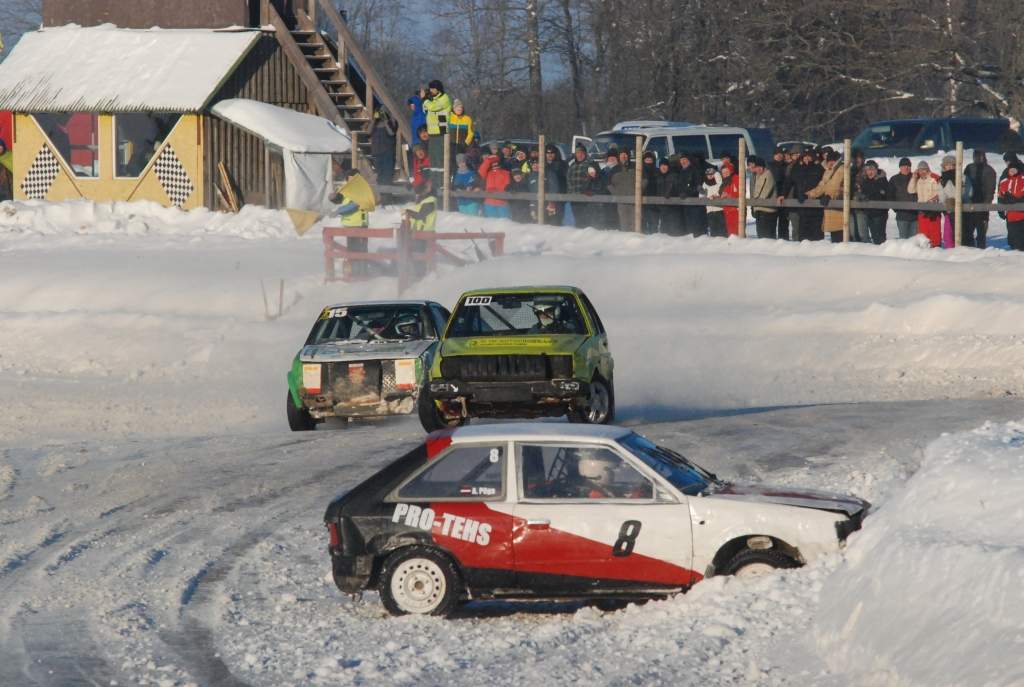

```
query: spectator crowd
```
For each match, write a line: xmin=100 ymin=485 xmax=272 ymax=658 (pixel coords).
xmin=363 ymin=81 xmax=1024 ymax=251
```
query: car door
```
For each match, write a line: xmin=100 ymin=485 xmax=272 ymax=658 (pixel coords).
xmin=507 ymin=442 xmax=696 ymax=592
xmin=577 ymin=292 xmax=612 ymax=380
xmin=391 ymin=441 xmax=516 ymax=587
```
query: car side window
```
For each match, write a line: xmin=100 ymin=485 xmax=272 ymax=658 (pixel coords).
xmin=430 ymin=304 xmax=451 ymax=336
xmin=672 ymin=135 xmax=709 ymax=160
xmin=397 ymin=445 xmax=505 ymax=500
xmin=518 ymin=444 xmax=653 ymax=500
xmin=646 ymin=136 xmax=668 ymax=162
xmin=577 ymin=293 xmax=605 ymax=335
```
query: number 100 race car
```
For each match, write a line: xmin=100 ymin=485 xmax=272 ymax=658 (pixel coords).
xmin=323 ymin=424 xmax=869 ymax=616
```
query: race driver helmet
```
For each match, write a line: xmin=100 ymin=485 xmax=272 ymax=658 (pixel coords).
xmin=577 ymin=450 xmax=617 ymax=487
xmin=533 ymin=301 xmax=558 ymax=328
xmin=394 ymin=314 xmax=421 ymax=339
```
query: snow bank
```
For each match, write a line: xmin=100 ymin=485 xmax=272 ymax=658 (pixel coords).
xmin=816 ymin=420 xmax=1024 ymax=686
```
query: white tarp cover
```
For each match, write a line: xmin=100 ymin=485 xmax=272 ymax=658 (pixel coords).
xmin=0 ymin=25 xmax=260 ymax=112
xmin=213 ymin=99 xmax=352 ymax=211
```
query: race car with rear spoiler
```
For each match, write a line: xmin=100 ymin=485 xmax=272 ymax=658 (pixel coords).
xmin=323 ymin=423 xmax=870 ymax=616
xmin=287 ymin=300 xmax=452 ymax=430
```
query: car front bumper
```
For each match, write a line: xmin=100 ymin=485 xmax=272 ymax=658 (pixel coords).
xmin=429 ymin=378 xmax=589 ymax=405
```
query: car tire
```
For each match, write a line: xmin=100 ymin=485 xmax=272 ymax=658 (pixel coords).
xmin=720 ymin=548 xmax=799 ymax=578
xmin=569 ymin=375 xmax=615 ymax=425
xmin=417 ymin=387 xmax=464 ymax=433
xmin=286 ymin=391 xmax=316 ymax=431
xmin=379 ymin=546 xmax=461 ymax=617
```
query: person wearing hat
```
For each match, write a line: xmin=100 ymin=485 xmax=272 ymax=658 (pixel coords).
xmin=422 ymin=80 xmax=452 ymax=186
xmin=507 ymin=165 xmax=532 ymax=223
xmin=998 ymin=159 xmax=1024 ymax=250
xmin=478 ymin=153 xmax=511 ymax=219
xmin=544 ymin=144 xmax=568 ymax=225
xmin=778 ymin=148 xmax=824 ymax=240
xmin=448 ymin=99 xmax=475 ymax=154
xmin=908 ymin=161 xmax=942 ymax=247
xmin=937 ymin=155 xmax=960 ymax=248
xmin=608 ymin=148 xmax=637 ymax=231
xmin=702 ymin=164 xmax=726 ymax=238
xmin=749 ymin=157 xmax=778 ymax=239
xmin=963 ymin=150 xmax=996 ymax=248
xmin=805 ymin=150 xmax=845 ymax=243
xmin=567 ymin=143 xmax=592 ymax=228
xmin=888 ymin=157 xmax=918 ymax=239
xmin=649 ymin=157 xmax=680 ymax=235
xmin=676 ymin=154 xmax=704 ymax=236
xmin=640 ymin=151 xmax=659 ymax=233
xmin=720 ymin=163 xmax=740 ymax=237
xmin=857 ymin=161 xmax=890 ymax=244
xmin=576 ymin=161 xmax=609 ymax=230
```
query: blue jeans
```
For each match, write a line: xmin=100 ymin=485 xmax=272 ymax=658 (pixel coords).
xmin=896 ymin=218 xmax=917 ymax=239
xmin=484 ymin=204 xmax=510 ymax=219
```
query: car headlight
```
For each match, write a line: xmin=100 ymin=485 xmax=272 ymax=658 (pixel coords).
xmin=394 ymin=358 xmax=418 ymax=390
xmin=302 ymin=363 xmax=322 ymax=393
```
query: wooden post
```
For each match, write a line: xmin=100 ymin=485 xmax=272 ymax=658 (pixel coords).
xmin=365 ymin=81 xmax=375 ymax=124
xmin=737 ymin=138 xmax=747 ymax=238
xmin=633 ymin=135 xmax=643 ymax=233
xmin=955 ymin=141 xmax=964 ymax=247
xmin=308 ymin=0 xmax=317 ymax=27
xmin=351 ymin=131 xmax=358 ymax=169
xmin=538 ymin=134 xmax=546 ymax=226
xmin=442 ymin=132 xmax=452 ymax=212
xmin=263 ymin=146 xmax=271 ymax=209
xmin=842 ymin=138 xmax=851 ymax=243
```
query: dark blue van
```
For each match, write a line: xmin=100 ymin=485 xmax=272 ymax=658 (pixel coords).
xmin=851 ymin=118 xmax=1024 ymax=156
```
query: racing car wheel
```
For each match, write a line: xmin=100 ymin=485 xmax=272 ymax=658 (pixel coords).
xmin=379 ymin=546 xmax=462 ymax=617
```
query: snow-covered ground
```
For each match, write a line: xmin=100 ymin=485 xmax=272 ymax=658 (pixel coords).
xmin=1 ymin=199 xmax=1023 ymax=686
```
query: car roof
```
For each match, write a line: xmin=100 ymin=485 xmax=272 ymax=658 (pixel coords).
xmin=596 ymin=126 xmax=754 ymax=137
xmin=459 ymin=285 xmax=582 ymax=297
xmin=323 ymin=300 xmax=437 ymax=309
xmin=446 ymin=423 xmax=634 ymax=444
xmin=867 ymin=117 xmax=1007 ymax=125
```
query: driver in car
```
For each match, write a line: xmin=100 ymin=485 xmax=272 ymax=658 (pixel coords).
xmin=576 ymin=450 xmax=619 ymax=498
xmin=529 ymin=302 xmax=562 ymax=333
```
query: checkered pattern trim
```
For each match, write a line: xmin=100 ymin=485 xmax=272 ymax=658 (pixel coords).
xmin=153 ymin=145 xmax=194 ymax=207
xmin=20 ymin=145 xmax=60 ymax=200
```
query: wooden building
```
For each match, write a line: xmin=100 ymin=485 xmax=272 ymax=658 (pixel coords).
xmin=0 ymin=0 xmax=409 ymax=210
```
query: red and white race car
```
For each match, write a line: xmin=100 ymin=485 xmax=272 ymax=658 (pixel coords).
xmin=324 ymin=424 xmax=869 ymax=616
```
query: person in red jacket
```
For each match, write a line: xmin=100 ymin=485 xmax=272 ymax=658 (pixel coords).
xmin=998 ymin=161 xmax=1024 ymax=250
xmin=720 ymin=163 xmax=740 ymax=236
xmin=411 ymin=144 xmax=431 ymax=188
xmin=479 ymin=155 xmax=511 ymax=219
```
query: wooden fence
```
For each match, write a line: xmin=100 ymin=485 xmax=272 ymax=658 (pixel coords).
xmin=383 ymin=134 xmax=1024 ymax=247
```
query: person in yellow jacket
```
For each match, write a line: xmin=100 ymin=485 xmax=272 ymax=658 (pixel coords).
xmin=422 ymin=80 xmax=452 ymax=187
xmin=331 ymin=168 xmax=377 ymax=278
xmin=402 ymin=179 xmax=438 ymax=277
xmin=449 ymin=99 xmax=475 ymax=154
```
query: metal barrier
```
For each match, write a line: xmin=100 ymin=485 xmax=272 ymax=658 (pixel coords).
xmin=322 ymin=225 xmax=505 ymax=282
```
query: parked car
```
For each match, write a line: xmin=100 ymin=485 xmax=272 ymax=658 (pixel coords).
xmin=286 ymin=300 xmax=451 ymax=430
xmin=323 ymin=423 xmax=870 ymax=616
xmin=421 ymin=286 xmax=614 ymax=431
xmin=573 ymin=124 xmax=775 ymax=165
xmin=851 ymin=117 xmax=1024 ymax=157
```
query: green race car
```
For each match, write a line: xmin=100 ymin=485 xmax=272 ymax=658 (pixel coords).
xmin=287 ymin=300 xmax=452 ymax=431
xmin=420 ymin=286 xmax=614 ymax=431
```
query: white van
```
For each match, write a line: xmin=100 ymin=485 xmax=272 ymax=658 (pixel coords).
xmin=573 ymin=124 xmax=775 ymax=165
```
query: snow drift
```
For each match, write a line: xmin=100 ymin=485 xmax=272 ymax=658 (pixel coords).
xmin=816 ymin=421 xmax=1024 ymax=686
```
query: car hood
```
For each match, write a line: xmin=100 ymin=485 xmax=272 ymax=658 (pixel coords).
xmin=300 ymin=339 xmax=433 ymax=363
xmin=706 ymin=482 xmax=869 ymax=517
xmin=441 ymin=334 xmax=588 ymax=357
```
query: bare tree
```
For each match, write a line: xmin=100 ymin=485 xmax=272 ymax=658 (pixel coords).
xmin=0 ymin=0 xmax=41 ymax=61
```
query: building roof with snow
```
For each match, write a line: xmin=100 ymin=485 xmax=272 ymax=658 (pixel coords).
xmin=0 ymin=24 xmax=260 ymax=113
xmin=211 ymin=99 xmax=351 ymax=154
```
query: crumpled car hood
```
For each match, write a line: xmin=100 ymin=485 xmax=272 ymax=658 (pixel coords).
xmin=300 ymin=339 xmax=433 ymax=362
xmin=441 ymin=334 xmax=588 ymax=357
xmin=706 ymin=482 xmax=869 ymax=517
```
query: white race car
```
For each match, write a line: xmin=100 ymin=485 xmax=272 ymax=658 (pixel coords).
xmin=324 ymin=423 xmax=869 ymax=616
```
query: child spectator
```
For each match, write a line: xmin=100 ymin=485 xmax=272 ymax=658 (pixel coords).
xmin=452 ymin=154 xmax=481 ymax=216
xmin=479 ymin=154 xmax=511 ymax=219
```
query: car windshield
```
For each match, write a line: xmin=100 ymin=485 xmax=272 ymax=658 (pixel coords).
xmin=593 ymin=133 xmax=645 ymax=158
xmin=447 ymin=293 xmax=587 ymax=337
xmin=621 ymin=433 xmax=716 ymax=496
xmin=305 ymin=305 xmax=427 ymax=344
xmin=853 ymin=122 xmax=925 ymax=151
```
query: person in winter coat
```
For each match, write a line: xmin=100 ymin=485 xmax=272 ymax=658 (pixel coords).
xmin=543 ymin=144 xmax=568 ymax=225
xmin=479 ymin=154 xmax=511 ymax=219
xmin=411 ymin=144 xmax=431 ymax=187
xmin=964 ymin=150 xmax=997 ymax=248
xmin=574 ymin=162 xmax=608 ymax=229
xmin=676 ymin=155 xmax=704 ymax=235
xmin=720 ymin=164 xmax=741 ymax=236
xmin=370 ymin=110 xmax=398 ymax=184
xmin=649 ymin=158 xmax=681 ymax=235
xmin=769 ymin=146 xmax=789 ymax=239
xmin=567 ymin=145 xmax=591 ymax=228
xmin=856 ymin=161 xmax=890 ymax=244
xmin=805 ymin=151 xmax=845 ymax=242
xmin=999 ymin=161 xmax=1024 ymax=250
xmin=448 ymin=99 xmax=475 ymax=153
xmin=423 ymin=80 xmax=452 ymax=184
xmin=702 ymin=165 xmax=726 ymax=237
xmin=888 ymin=158 xmax=918 ymax=239
xmin=937 ymin=155 xmax=960 ymax=248
xmin=998 ymin=117 xmax=1024 ymax=155
xmin=601 ymin=151 xmax=623 ymax=229
xmin=908 ymin=161 xmax=942 ymax=247
xmin=847 ymin=148 xmax=866 ymax=242
xmin=608 ymin=153 xmax=637 ymax=231
xmin=452 ymin=154 xmax=482 ymax=216
xmin=507 ymin=167 xmax=532 ymax=222
xmin=780 ymin=149 xmax=824 ymax=240
xmin=407 ymin=89 xmax=427 ymax=138
xmin=749 ymin=157 xmax=778 ymax=238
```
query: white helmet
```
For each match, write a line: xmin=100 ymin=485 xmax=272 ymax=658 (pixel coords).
xmin=577 ymin=451 xmax=617 ymax=485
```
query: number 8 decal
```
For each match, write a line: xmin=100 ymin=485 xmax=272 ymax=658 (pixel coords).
xmin=612 ymin=520 xmax=642 ymax=557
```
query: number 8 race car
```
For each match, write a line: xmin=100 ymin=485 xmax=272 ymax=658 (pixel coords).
xmin=323 ymin=424 xmax=869 ymax=616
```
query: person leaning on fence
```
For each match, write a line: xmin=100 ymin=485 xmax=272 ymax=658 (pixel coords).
xmin=769 ymin=146 xmax=789 ymax=240
xmin=702 ymin=164 xmax=726 ymax=238
xmin=452 ymin=153 xmax=482 ymax=216
xmin=937 ymin=155 xmax=962 ymax=249
xmin=676 ymin=154 xmax=704 ymax=236
xmin=779 ymin=148 xmax=824 ymax=241
xmin=857 ymin=161 xmax=890 ymax=245
xmin=567 ymin=144 xmax=591 ymax=228
xmin=575 ymin=162 xmax=608 ymax=230
xmin=545 ymin=145 xmax=568 ymax=225
xmin=608 ymin=149 xmax=637 ymax=232
xmin=651 ymin=157 xmax=682 ymax=235
xmin=999 ymin=161 xmax=1024 ymax=250
xmin=508 ymin=167 xmax=532 ymax=223
xmin=749 ymin=157 xmax=778 ymax=239
xmin=331 ymin=167 xmax=374 ymax=279
xmin=964 ymin=150 xmax=996 ymax=248
xmin=889 ymin=157 xmax=918 ymax=240
xmin=479 ymin=154 xmax=511 ymax=219
xmin=908 ymin=161 xmax=942 ymax=248
xmin=783 ymin=146 xmax=802 ymax=239
xmin=805 ymin=150 xmax=844 ymax=243
xmin=720 ymin=163 xmax=740 ymax=236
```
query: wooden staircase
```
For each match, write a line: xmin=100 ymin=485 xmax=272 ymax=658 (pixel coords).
xmin=262 ymin=0 xmax=411 ymax=180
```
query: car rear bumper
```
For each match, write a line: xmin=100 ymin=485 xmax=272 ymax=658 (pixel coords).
xmin=303 ymin=389 xmax=418 ymax=419
xmin=330 ymin=550 xmax=375 ymax=593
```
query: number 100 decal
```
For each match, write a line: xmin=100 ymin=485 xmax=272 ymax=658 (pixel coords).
xmin=612 ymin=520 xmax=642 ymax=557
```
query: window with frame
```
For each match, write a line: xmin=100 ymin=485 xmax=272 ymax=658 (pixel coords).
xmin=32 ymin=113 xmax=99 ymax=178
xmin=518 ymin=444 xmax=653 ymax=500
xmin=672 ymin=135 xmax=709 ymax=160
xmin=115 ymin=113 xmax=181 ymax=178
xmin=397 ymin=445 xmax=505 ymax=499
